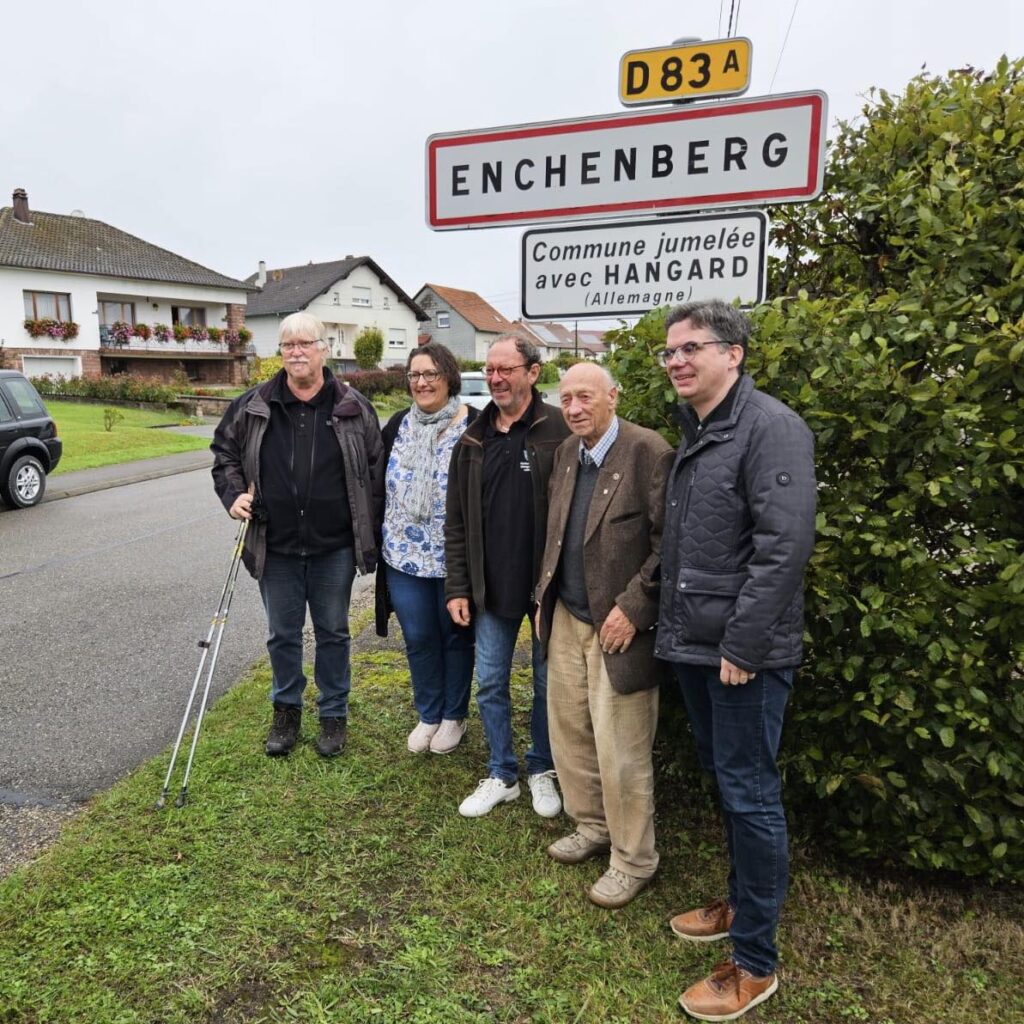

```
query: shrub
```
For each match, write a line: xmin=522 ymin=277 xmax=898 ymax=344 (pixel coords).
xmin=247 ymin=355 xmax=282 ymax=384
xmin=537 ymin=361 xmax=560 ymax=385
xmin=607 ymin=60 xmax=1024 ymax=882
xmin=102 ymin=408 xmax=124 ymax=431
xmin=553 ymin=351 xmax=585 ymax=371
xmin=340 ymin=367 xmax=406 ymax=398
xmin=457 ymin=358 xmax=484 ymax=371
xmin=32 ymin=373 xmax=180 ymax=404
xmin=354 ymin=326 xmax=384 ymax=369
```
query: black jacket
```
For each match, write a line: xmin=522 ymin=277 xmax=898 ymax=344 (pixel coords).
xmin=655 ymin=374 xmax=816 ymax=672
xmin=444 ymin=389 xmax=570 ymax=612
xmin=374 ymin=403 xmax=480 ymax=636
xmin=211 ymin=369 xmax=384 ymax=579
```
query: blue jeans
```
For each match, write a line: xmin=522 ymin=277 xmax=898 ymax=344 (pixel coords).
xmin=672 ymin=662 xmax=793 ymax=977
xmin=258 ymin=548 xmax=356 ymax=719
xmin=475 ymin=609 xmax=552 ymax=783
xmin=385 ymin=565 xmax=473 ymax=724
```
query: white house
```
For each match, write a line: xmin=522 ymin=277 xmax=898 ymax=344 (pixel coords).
xmin=244 ymin=257 xmax=427 ymax=369
xmin=0 ymin=189 xmax=253 ymax=383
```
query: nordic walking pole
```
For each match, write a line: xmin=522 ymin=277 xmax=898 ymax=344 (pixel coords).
xmin=156 ymin=517 xmax=249 ymax=809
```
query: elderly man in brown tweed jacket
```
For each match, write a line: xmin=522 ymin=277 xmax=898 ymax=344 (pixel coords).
xmin=535 ymin=362 xmax=674 ymax=909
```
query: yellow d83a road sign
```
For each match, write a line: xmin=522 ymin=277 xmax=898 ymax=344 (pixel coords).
xmin=620 ymin=37 xmax=752 ymax=106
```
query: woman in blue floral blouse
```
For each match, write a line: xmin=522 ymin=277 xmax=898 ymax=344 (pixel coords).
xmin=375 ymin=342 xmax=480 ymax=754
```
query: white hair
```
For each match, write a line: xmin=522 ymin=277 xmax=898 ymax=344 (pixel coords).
xmin=279 ymin=312 xmax=326 ymax=347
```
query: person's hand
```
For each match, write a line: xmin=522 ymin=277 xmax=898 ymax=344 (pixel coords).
xmin=720 ymin=658 xmax=755 ymax=685
xmin=448 ymin=598 xmax=471 ymax=627
xmin=598 ymin=605 xmax=636 ymax=654
xmin=229 ymin=492 xmax=254 ymax=520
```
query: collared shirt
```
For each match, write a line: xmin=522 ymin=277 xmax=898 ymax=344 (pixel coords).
xmin=579 ymin=415 xmax=619 ymax=467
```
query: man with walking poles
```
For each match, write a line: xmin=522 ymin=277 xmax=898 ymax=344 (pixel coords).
xmin=211 ymin=312 xmax=384 ymax=759
xmin=655 ymin=300 xmax=816 ymax=1021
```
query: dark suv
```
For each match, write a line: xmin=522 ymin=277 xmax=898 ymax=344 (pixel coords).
xmin=0 ymin=370 xmax=62 ymax=509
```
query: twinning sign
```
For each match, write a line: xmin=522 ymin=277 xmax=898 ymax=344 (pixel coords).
xmin=521 ymin=211 xmax=768 ymax=319
xmin=425 ymin=91 xmax=826 ymax=231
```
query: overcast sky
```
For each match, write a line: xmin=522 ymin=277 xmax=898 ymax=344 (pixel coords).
xmin=4 ymin=0 xmax=1020 ymax=326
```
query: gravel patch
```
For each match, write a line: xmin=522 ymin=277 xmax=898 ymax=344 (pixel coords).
xmin=0 ymin=802 xmax=83 ymax=879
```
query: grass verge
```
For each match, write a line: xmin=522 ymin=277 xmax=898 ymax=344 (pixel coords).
xmin=48 ymin=401 xmax=209 ymax=475
xmin=0 ymin=618 xmax=1021 ymax=1023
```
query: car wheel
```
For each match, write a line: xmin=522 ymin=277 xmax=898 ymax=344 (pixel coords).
xmin=3 ymin=454 xmax=47 ymax=509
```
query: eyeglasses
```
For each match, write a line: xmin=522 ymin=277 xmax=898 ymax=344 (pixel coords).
xmin=483 ymin=364 xmax=528 ymax=379
xmin=407 ymin=370 xmax=442 ymax=383
xmin=656 ymin=341 xmax=729 ymax=366
xmin=280 ymin=339 xmax=318 ymax=353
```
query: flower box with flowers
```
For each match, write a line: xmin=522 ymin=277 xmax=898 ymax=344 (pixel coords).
xmin=109 ymin=321 xmax=135 ymax=345
xmin=25 ymin=318 xmax=80 ymax=341
xmin=153 ymin=323 xmax=172 ymax=343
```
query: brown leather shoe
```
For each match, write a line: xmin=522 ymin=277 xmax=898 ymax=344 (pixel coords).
xmin=587 ymin=867 xmax=652 ymax=909
xmin=678 ymin=960 xmax=778 ymax=1021
xmin=670 ymin=898 xmax=735 ymax=942
xmin=547 ymin=831 xmax=611 ymax=865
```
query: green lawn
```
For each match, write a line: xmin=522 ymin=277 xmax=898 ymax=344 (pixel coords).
xmin=48 ymin=401 xmax=209 ymax=475
xmin=0 ymin=606 xmax=1020 ymax=1024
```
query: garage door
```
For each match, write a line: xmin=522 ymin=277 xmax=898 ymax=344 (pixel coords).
xmin=21 ymin=355 xmax=81 ymax=378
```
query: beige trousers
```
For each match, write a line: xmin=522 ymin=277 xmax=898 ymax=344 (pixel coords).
xmin=547 ymin=601 xmax=659 ymax=878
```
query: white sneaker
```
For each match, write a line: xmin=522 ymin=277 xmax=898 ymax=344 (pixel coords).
xmin=458 ymin=776 xmax=521 ymax=817
xmin=407 ymin=720 xmax=439 ymax=753
xmin=429 ymin=718 xmax=467 ymax=754
xmin=527 ymin=770 xmax=562 ymax=818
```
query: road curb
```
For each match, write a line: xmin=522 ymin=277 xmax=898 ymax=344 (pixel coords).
xmin=42 ymin=454 xmax=214 ymax=504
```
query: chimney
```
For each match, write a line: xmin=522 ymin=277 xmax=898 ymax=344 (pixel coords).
xmin=12 ymin=188 xmax=31 ymax=224
xmin=256 ymin=260 xmax=267 ymax=288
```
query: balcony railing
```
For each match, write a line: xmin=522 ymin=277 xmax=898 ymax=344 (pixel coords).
xmin=99 ymin=333 xmax=252 ymax=356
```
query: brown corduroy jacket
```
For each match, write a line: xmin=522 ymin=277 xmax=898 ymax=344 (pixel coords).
xmin=535 ymin=418 xmax=674 ymax=694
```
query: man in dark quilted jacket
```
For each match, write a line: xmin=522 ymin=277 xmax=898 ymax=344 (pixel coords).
xmin=654 ymin=300 xmax=816 ymax=1022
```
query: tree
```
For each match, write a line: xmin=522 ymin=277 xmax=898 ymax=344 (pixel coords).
xmin=607 ymin=59 xmax=1024 ymax=881
xmin=354 ymin=326 xmax=384 ymax=370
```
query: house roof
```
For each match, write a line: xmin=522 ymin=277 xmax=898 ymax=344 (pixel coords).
xmin=0 ymin=206 xmax=252 ymax=291
xmin=245 ymin=257 xmax=427 ymax=320
xmin=419 ymin=283 xmax=514 ymax=333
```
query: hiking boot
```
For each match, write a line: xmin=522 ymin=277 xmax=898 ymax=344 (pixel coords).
xmin=678 ymin=960 xmax=778 ymax=1021
xmin=458 ymin=776 xmax=520 ymax=817
xmin=315 ymin=716 xmax=347 ymax=757
xmin=407 ymin=720 xmax=439 ymax=753
xmin=265 ymin=704 xmax=301 ymax=756
xmin=527 ymin=770 xmax=562 ymax=818
xmin=547 ymin=831 xmax=611 ymax=865
xmin=588 ymin=867 xmax=652 ymax=909
xmin=429 ymin=718 xmax=467 ymax=754
xmin=670 ymin=898 xmax=736 ymax=942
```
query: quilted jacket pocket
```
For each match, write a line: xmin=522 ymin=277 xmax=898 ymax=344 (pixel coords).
xmin=676 ymin=569 xmax=747 ymax=646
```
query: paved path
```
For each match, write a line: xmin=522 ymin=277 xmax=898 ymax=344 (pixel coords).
xmin=0 ymin=446 xmax=372 ymax=875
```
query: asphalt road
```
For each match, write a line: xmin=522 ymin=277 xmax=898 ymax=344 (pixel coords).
xmin=0 ymin=468 xmax=271 ymax=806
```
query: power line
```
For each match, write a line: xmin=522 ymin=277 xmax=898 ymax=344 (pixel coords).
xmin=718 ymin=0 xmax=725 ymax=36
xmin=726 ymin=0 xmax=737 ymax=36
xmin=769 ymin=0 xmax=801 ymax=93
xmin=734 ymin=0 xmax=742 ymax=36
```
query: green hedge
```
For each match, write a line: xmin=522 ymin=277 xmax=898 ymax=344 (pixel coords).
xmin=31 ymin=373 xmax=179 ymax=405
xmin=606 ymin=60 xmax=1024 ymax=882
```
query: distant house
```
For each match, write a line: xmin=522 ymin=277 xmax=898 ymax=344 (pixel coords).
xmin=521 ymin=320 xmax=608 ymax=360
xmin=0 ymin=188 xmax=253 ymax=384
xmin=244 ymin=257 xmax=427 ymax=369
xmin=414 ymin=284 xmax=515 ymax=362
